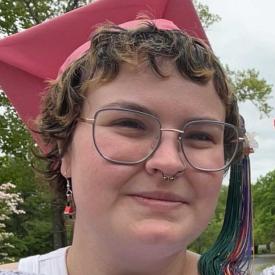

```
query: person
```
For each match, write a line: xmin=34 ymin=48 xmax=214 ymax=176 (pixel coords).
xmin=0 ymin=0 xmax=256 ymax=271
xmin=0 ymin=16 xmax=250 ymax=274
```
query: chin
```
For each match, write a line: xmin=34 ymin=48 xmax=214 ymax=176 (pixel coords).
xmin=129 ymin=219 xmax=190 ymax=248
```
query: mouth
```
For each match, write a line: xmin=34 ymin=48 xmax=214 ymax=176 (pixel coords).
xmin=128 ymin=192 xmax=187 ymax=210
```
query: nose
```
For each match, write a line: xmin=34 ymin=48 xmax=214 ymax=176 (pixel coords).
xmin=145 ymin=130 xmax=187 ymax=177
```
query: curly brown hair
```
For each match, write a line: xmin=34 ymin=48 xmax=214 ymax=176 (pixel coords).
xmin=35 ymin=21 xmax=239 ymax=196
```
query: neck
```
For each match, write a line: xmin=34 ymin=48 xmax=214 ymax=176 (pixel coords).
xmin=66 ymin=228 xmax=199 ymax=275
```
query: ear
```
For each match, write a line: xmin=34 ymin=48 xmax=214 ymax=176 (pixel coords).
xmin=60 ymin=153 xmax=71 ymax=178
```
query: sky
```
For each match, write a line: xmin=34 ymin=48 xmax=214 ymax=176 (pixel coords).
xmin=200 ymin=0 xmax=275 ymax=182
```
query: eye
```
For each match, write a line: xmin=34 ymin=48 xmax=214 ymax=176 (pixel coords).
xmin=111 ymin=119 xmax=146 ymax=130
xmin=185 ymin=131 xmax=213 ymax=142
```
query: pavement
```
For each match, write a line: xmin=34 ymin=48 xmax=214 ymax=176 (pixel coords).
xmin=252 ymin=254 xmax=275 ymax=275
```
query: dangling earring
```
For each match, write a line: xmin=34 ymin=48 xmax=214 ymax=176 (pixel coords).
xmin=64 ymin=178 xmax=75 ymax=218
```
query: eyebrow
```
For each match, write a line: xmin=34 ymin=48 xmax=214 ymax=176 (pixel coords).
xmin=100 ymin=101 xmax=224 ymax=123
xmin=184 ymin=117 xmax=224 ymax=123
xmin=101 ymin=101 xmax=159 ymax=117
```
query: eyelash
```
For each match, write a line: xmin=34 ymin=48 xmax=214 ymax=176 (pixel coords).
xmin=111 ymin=119 xmax=146 ymax=130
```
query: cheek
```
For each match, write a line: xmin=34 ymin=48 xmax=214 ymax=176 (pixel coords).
xmin=69 ymin=128 xmax=140 ymax=213
xmin=187 ymin=170 xmax=223 ymax=220
xmin=184 ymin=146 xmax=225 ymax=171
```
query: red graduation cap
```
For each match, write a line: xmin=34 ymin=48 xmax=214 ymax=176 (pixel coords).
xmin=0 ymin=0 xmax=208 ymax=147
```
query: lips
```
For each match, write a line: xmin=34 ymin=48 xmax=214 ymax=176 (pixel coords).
xmin=129 ymin=191 xmax=186 ymax=203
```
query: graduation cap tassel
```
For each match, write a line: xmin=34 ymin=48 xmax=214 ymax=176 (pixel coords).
xmin=198 ymin=117 xmax=254 ymax=275
xmin=223 ymin=155 xmax=253 ymax=274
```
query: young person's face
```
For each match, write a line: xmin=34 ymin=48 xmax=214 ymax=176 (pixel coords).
xmin=62 ymin=61 xmax=225 ymax=255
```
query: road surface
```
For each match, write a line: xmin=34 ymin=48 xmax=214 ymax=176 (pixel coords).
xmin=252 ymin=254 xmax=275 ymax=275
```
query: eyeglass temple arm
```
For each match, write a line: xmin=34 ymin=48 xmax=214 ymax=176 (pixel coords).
xmin=229 ymin=137 xmax=245 ymax=144
xmin=78 ymin=117 xmax=95 ymax=125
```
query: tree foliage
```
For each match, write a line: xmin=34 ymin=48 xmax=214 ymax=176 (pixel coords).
xmin=193 ymin=0 xmax=221 ymax=29
xmin=0 ymin=182 xmax=25 ymax=263
xmin=0 ymin=91 xmax=33 ymax=159
xmin=226 ymin=67 xmax=273 ymax=116
xmin=253 ymin=170 xmax=275 ymax=248
xmin=0 ymin=0 xmax=91 ymax=36
xmin=0 ymin=152 xmax=54 ymax=261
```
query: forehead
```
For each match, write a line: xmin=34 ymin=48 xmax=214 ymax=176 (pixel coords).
xmin=84 ymin=62 xmax=226 ymax=122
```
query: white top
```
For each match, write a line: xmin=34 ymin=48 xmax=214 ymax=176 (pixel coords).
xmin=18 ymin=247 xmax=69 ymax=275
xmin=261 ymin=266 xmax=275 ymax=275
xmin=0 ymin=272 xmax=36 ymax=275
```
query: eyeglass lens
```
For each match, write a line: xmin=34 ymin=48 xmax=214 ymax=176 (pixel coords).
xmin=92 ymin=109 xmax=238 ymax=170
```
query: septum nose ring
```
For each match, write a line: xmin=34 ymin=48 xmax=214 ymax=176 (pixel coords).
xmin=162 ymin=173 xmax=176 ymax=181
xmin=161 ymin=171 xmax=184 ymax=182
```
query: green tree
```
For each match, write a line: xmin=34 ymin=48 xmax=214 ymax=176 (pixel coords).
xmin=194 ymin=0 xmax=221 ymax=29
xmin=0 ymin=182 xmax=25 ymax=263
xmin=253 ymin=170 xmax=275 ymax=253
xmin=0 ymin=91 xmax=33 ymax=159
xmin=0 ymin=155 xmax=54 ymax=260
xmin=0 ymin=0 xmax=91 ymax=35
xmin=226 ymin=67 xmax=273 ymax=116
xmin=0 ymin=89 xmax=64 ymax=260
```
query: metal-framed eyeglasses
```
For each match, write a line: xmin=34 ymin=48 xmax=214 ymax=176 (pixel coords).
xmin=79 ymin=108 xmax=243 ymax=172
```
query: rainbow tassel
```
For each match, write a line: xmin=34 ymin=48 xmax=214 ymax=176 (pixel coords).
xmin=198 ymin=156 xmax=253 ymax=274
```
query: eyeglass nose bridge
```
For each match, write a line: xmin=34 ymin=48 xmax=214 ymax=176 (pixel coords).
xmin=160 ymin=128 xmax=184 ymax=138
xmin=157 ymin=128 xmax=188 ymax=170
xmin=159 ymin=128 xmax=184 ymax=150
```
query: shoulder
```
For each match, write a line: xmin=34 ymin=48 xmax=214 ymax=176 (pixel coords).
xmin=18 ymin=246 xmax=69 ymax=274
xmin=0 ymin=262 xmax=18 ymax=271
